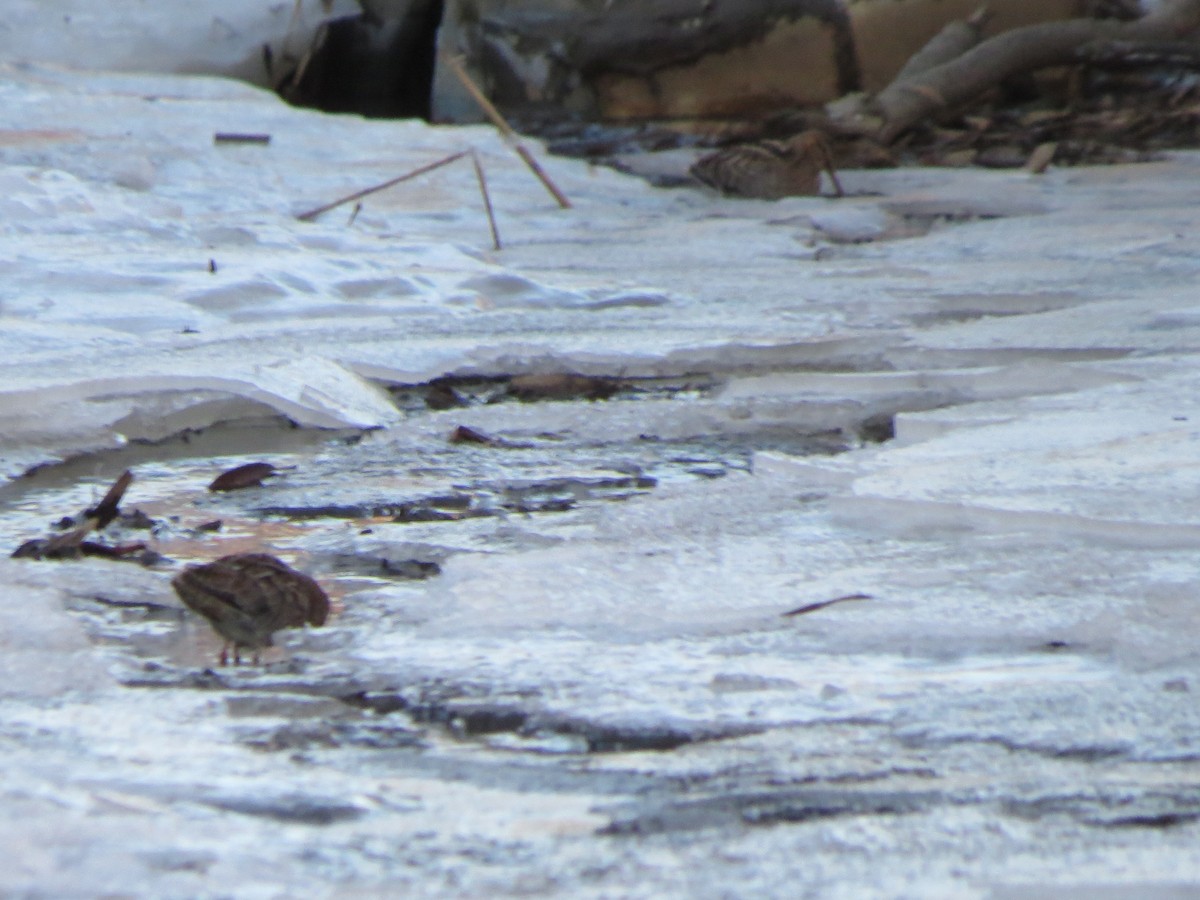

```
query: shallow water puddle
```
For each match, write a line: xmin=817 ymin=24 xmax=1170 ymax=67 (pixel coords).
xmin=2 ymin=372 xmax=873 ymax=685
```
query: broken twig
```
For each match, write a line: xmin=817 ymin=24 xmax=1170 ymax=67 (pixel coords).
xmin=295 ymin=150 xmax=469 ymax=221
xmin=12 ymin=469 xmax=135 ymax=560
xmin=213 ymin=133 xmax=271 ymax=145
xmin=781 ymin=592 xmax=873 ymax=618
xmin=471 ymin=150 xmax=502 ymax=250
xmin=86 ymin=469 xmax=134 ymax=529
xmin=443 ymin=53 xmax=572 ymax=209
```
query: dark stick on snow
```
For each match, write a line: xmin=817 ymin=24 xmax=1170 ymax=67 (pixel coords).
xmin=295 ymin=151 xmax=470 ymax=221
xmin=85 ymin=470 xmax=134 ymax=530
xmin=443 ymin=53 xmax=572 ymax=209
xmin=29 ymin=469 xmax=136 ymax=556
xmin=781 ymin=592 xmax=873 ymax=618
xmin=471 ymin=150 xmax=502 ymax=250
xmin=214 ymin=133 xmax=272 ymax=145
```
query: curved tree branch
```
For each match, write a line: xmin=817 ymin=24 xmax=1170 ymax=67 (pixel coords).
xmin=871 ymin=0 xmax=1200 ymax=142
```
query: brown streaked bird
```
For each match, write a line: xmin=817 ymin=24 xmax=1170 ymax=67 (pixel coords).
xmin=690 ymin=130 xmax=843 ymax=200
xmin=172 ymin=553 xmax=330 ymax=666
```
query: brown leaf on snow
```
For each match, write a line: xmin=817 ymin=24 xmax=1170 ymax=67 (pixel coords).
xmin=450 ymin=425 xmax=500 ymax=445
xmin=208 ymin=462 xmax=281 ymax=492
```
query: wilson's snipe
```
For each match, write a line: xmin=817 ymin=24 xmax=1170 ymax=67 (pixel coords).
xmin=690 ymin=130 xmax=843 ymax=200
xmin=172 ymin=553 xmax=330 ymax=665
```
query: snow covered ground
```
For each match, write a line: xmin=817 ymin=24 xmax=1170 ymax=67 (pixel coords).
xmin=0 ymin=1 xmax=357 ymax=86
xmin=2 ymin=55 xmax=1200 ymax=897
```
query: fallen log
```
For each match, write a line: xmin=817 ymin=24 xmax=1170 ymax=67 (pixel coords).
xmin=889 ymin=6 xmax=992 ymax=85
xmin=870 ymin=0 xmax=1200 ymax=142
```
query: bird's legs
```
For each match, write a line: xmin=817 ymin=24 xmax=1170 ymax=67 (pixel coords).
xmin=218 ymin=643 xmax=248 ymax=666
xmin=215 ymin=644 xmax=264 ymax=667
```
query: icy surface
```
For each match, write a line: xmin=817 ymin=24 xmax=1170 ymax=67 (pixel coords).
xmin=2 ymin=60 xmax=1200 ymax=897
